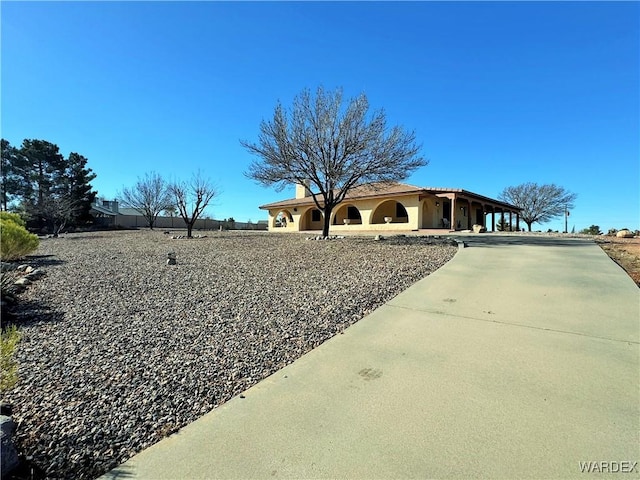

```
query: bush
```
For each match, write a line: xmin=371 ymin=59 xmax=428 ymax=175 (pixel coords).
xmin=1 ymin=218 xmax=40 ymax=260
xmin=1 ymin=325 xmax=21 ymax=393
xmin=580 ymin=225 xmax=602 ymax=235
xmin=0 ymin=211 xmax=26 ymax=228
xmin=607 ymin=228 xmax=618 ymax=236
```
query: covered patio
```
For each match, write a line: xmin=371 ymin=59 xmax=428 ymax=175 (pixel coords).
xmin=260 ymin=183 xmax=522 ymax=233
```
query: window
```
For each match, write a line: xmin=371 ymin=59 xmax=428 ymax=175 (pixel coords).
xmin=311 ymin=209 xmax=321 ymax=222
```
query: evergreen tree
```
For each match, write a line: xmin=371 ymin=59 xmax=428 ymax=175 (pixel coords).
xmin=20 ymin=139 xmax=66 ymax=206
xmin=1 ymin=139 xmax=29 ymax=211
xmin=2 ymin=139 xmax=98 ymax=231
xmin=63 ymin=152 xmax=97 ymax=226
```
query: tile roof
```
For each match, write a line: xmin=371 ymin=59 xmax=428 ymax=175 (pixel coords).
xmin=260 ymin=182 xmax=521 ymax=211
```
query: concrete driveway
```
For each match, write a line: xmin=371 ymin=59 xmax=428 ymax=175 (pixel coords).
xmin=102 ymin=234 xmax=639 ymax=479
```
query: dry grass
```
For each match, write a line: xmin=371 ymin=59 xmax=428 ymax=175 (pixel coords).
xmin=596 ymin=236 xmax=640 ymax=287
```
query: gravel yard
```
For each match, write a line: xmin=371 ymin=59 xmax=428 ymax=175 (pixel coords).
xmin=4 ymin=230 xmax=457 ymax=479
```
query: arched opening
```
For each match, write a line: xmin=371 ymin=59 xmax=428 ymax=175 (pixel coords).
xmin=421 ymin=200 xmax=429 ymax=229
xmin=371 ymin=200 xmax=409 ymax=224
xmin=332 ymin=204 xmax=363 ymax=225
xmin=273 ymin=210 xmax=293 ymax=228
xmin=300 ymin=208 xmax=324 ymax=230
xmin=420 ymin=198 xmax=443 ymax=228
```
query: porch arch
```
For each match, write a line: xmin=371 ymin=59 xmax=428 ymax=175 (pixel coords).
xmin=272 ymin=209 xmax=294 ymax=228
xmin=332 ymin=204 xmax=363 ymax=225
xmin=370 ymin=200 xmax=409 ymax=224
xmin=420 ymin=198 xmax=443 ymax=228
xmin=300 ymin=207 xmax=324 ymax=230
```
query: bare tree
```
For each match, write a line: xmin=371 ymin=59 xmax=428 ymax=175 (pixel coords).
xmin=499 ymin=182 xmax=577 ymax=231
xmin=34 ymin=194 xmax=81 ymax=235
xmin=171 ymin=172 xmax=218 ymax=238
xmin=119 ymin=172 xmax=173 ymax=229
xmin=241 ymin=86 xmax=427 ymax=237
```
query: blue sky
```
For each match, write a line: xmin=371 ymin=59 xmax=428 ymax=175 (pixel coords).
xmin=2 ymin=1 xmax=638 ymax=232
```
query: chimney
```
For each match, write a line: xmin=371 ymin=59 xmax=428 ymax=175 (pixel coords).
xmin=295 ymin=180 xmax=311 ymax=199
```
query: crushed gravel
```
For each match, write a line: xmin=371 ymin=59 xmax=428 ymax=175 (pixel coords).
xmin=4 ymin=230 xmax=458 ymax=479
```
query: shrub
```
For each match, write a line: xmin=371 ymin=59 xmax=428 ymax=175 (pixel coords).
xmin=1 ymin=325 xmax=21 ymax=393
xmin=607 ymin=228 xmax=618 ymax=236
xmin=0 ymin=211 xmax=26 ymax=228
xmin=1 ymin=218 xmax=40 ymax=260
xmin=580 ymin=225 xmax=602 ymax=235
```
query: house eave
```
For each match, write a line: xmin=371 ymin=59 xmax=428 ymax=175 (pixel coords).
xmin=260 ymin=185 xmax=521 ymax=213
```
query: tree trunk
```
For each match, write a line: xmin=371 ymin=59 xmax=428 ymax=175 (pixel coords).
xmin=187 ymin=223 xmax=193 ymax=238
xmin=322 ymin=207 xmax=332 ymax=237
xmin=38 ymin=159 xmax=44 ymax=207
xmin=527 ymin=222 xmax=532 ymax=232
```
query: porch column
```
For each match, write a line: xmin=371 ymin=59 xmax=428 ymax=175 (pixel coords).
xmin=467 ymin=199 xmax=473 ymax=229
xmin=516 ymin=213 xmax=520 ymax=231
xmin=500 ymin=210 xmax=504 ymax=231
xmin=508 ymin=211 xmax=513 ymax=232
xmin=491 ymin=208 xmax=495 ymax=232
xmin=450 ymin=196 xmax=457 ymax=231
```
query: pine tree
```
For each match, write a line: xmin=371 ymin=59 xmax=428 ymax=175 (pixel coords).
xmin=1 ymin=139 xmax=29 ymax=211
xmin=7 ymin=139 xmax=97 ymax=232
xmin=63 ymin=152 xmax=97 ymax=226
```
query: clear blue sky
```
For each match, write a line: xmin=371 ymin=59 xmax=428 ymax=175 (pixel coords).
xmin=2 ymin=1 xmax=638 ymax=232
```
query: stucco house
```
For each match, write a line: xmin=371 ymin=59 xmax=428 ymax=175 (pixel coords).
xmin=259 ymin=182 xmax=522 ymax=233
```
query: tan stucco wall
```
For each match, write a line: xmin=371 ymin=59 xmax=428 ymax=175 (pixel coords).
xmin=267 ymin=194 xmax=450 ymax=232
xmin=265 ymin=190 xmax=518 ymax=233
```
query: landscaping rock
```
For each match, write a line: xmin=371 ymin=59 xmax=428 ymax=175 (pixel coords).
xmin=0 ymin=262 xmax=14 ymax=273
xmin=1 ymin=415 xmax=19 ymax=479
xmin=0 ymin=402 xmax=12 ymax=416
xmin=14 ymin=277 xmax=31 ymax=287
xmin=616 ymin=229 xmax=634 ymax=238
xmin=3 ymin=230 xmax=457 ymax=480
xmin=25 ymin=269 xmax=46 ymax=280
xmin=473 ymin=224 xmax=487 ymax=233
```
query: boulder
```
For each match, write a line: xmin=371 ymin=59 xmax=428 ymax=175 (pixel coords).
xmin=25 ymin=269 xmax=45 ymax=280
xmin=1 ymin=415 xmax=19 ymax=479
xmin=0 ymin=402 xmax=12 ymax=416
xmin=14 ymin=277 xmax=30 ymax=287
xmin=472 ymin=224 xmax=487 ymax=233
xmin=616 ymin=229 xmax=634 ymax=238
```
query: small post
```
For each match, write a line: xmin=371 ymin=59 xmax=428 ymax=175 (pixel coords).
xmin=167 ymin=252 xmax=177 ymax=265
